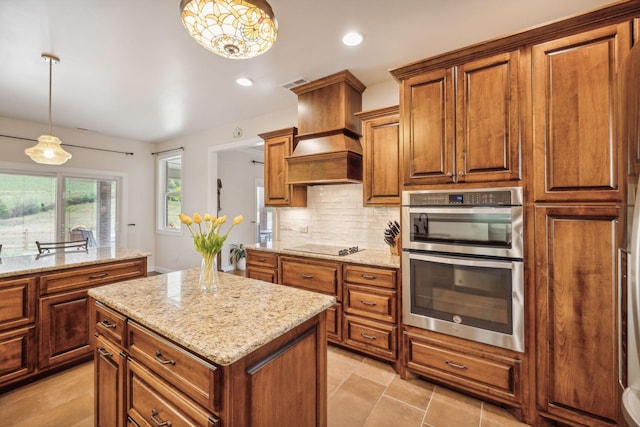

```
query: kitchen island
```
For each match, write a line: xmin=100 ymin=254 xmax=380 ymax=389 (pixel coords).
xmin=89 ymin=268 xmax=336 ymax=427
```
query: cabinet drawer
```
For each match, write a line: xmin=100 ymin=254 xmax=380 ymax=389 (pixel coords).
xmin=0 ymin=276 xmax=36 ymax=331
xmin=127 ymin=359 xmax=219 ymax=427
xmin=406 ymin=334 xmax=518 ymax=399
xmin=0 ymin=326 xmax=36 ymax=386
xmin=344 ymin=284 xmax=396 ymax=323
xmin=40 ymin=259 xmax=146 ymax=296
xmin=343 ymin=315 xmax=397 ymax=360
xmin=344 ymin=265 xmax=397 ymax=289
xmin=280 ymin=258 xmax=341 ymax=300
xmin=128 ymin=322 xmax=221 ymax=413
xmin=246 ymin=267 xmax=277 ymax=284
xmin=246 ymin=250 xmax=277 ymax=269
xmin=95 ymin=301 xmax=127 ymax=347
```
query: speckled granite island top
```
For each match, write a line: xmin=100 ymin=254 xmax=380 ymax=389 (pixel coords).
xmin=88 ymin=268 xmax=336 ymax=366
xmin=247 ymin=241 xmax=400 ymax=269
xmin=0 ymin=247 xmax=150 ymax=279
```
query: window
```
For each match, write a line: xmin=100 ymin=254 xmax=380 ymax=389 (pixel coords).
xmin=0 ymin=171 xmax=120 ymax=257
xmin=157 ymin=153 xmax=182 ymax=232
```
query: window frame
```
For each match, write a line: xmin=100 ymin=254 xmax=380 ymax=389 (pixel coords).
xmin=156 ymin=151 xmax=183 ymax=234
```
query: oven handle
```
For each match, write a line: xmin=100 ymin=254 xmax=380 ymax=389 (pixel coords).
xmin=407 ymin=251 xmax=519 ymax=269
xmin=407 ymin=207 xmax=516 ymax=215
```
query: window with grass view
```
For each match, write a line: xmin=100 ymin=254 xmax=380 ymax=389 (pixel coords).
xmin=0 ymin=172 xmax=119 ymax=257
xmin=158 ymin=153 xmax=182 ymax=232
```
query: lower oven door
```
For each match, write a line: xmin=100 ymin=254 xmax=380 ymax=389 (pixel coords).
xmin=402 ymin=251 xmax=524 ymax=352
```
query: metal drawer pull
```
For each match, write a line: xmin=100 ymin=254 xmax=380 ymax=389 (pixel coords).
xmin=98 ymin=347 xmax=113 ymax=358
xmin=301 ymin=274 xmax=314 ymax=279
xmin=361 ymin=274 xmax=377 ymax=280
xmin=257 ymin=258 xmax=266 ymax=262
xmin=89 ymin=273 xmax=109 ymax=279
xmin=101 ymin=319 xmax=116 ymax=329
xmin=360 ymin=333 xmax=377 ymax=340
xmin=360 ymin=300 xmax=377 ymax=306
xmin=154 ymin=351 xmax=176 ymax=365
xmin=445 ymin=360 xmax=468 ymax=370
xmin=150 ymin=409 xmax=172 ymax=426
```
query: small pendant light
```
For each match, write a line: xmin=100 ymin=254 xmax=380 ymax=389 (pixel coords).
xmin=25 ymin=53 xmax=72 ymax=165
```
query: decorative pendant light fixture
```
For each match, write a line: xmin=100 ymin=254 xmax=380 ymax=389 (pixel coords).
xmin=25 ymin=53 xmax=72 ymax=165
xmin=180 ymin=0 xmax=277 ymax=59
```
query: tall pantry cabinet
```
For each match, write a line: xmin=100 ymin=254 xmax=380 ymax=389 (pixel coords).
xmin=532 ymin=22 xmax=630 ymax=427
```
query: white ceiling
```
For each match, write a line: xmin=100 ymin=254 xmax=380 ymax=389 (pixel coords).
xmin=0 ymin=0 xmax=619 ymax=143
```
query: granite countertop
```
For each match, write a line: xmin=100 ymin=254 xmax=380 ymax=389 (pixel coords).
xmin=0 ymin=247 xmax=151 ymax=279
xmin=89 ymin=269 xmax=336 ymax=366
xmin=246 ymin=241 xmax=401 ymax=269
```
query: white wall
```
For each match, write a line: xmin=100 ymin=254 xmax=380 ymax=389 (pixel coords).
xmin=0 ymin=116 xmax=156 ymax=269
xmin=217 ymin=149 xmax=264 ymax=270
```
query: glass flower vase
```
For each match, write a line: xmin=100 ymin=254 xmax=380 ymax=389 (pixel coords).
xmin=199 ymin=253 xmax=219 ymax=292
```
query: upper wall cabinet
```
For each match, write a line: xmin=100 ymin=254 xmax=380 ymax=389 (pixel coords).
xmin=397 ymin=51 xmax=521 ymax=187
xmin=259 ymin=127 xmax=307 ymax=207
xmin=532 ymin=23 xmax=631 ymax=202
xmin=356 ymin=106 xmax=400 ymax=206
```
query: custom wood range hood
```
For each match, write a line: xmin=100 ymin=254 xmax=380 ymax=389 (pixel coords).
xmin=286 ymin=70 xmax=366 ymax=184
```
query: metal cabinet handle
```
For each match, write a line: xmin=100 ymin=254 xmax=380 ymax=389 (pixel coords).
xmin=101 ymin=319 xmax=116 ymax=329
xmin=154 ymin=351 xmax=176 ymax=365
xmin=445 ymin=360 xmax=467 ymax=370
xmin=257 ymin=258 xmax=266 ymax=262
xmin=98 ymin=347 xmax=113 ymax=358
xmin=360 ymin=333 xmax=377 ymax=340
xmin=301 ymin=274 xmax=314 ymax=279
xmin=89 ymin=273 xmax=109 ymax=279
xmin=458 ymin=171 xmax=465 ymax=177
xmin=446 ymin=172 xmax=453 ymax=177
xmin=150 ymin=409 xmax=172 ymax=426
xmin=360 ymin=300 xmax=377 ymax=306
xmin=361 ymin=274 xmax=377 ymax=280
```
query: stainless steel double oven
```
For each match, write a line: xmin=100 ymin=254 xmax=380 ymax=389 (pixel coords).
xmin=401 ymin=187 xmax=524 ymax=352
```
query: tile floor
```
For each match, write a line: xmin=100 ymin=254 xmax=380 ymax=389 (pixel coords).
xmin=327 ymin=346 xmax=531 ymax=427
xmin=0 ymin=345 xmax=532 ymax=426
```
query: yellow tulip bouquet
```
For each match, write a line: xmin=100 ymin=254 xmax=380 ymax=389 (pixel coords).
xmin=179 ymin=212 xmax=244 ymax=291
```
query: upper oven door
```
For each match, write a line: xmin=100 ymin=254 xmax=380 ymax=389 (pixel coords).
xmin=402 ymin=205 xmax=523 ymax=259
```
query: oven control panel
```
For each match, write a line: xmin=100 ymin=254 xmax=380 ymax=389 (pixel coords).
xmin=405 ymin=188 xmax=522 ymax=206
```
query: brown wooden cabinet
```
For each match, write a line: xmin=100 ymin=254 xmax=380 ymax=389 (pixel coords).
xmin=535 ymin=205 xmax=622 ymax=426
xmin=342 ymin=265 xmax=398 ymax=361
xmin=246 ymin=249 xmax=278 ymax=283
xmin=532 ymin=23 xmax=630 ymax=203
xmin=404 ymin=328 xmax=522 ymax=406
xmin=355 ymin=106 xmax=401 ymax=206
xmin=260 ymin=127 xmax=307 ymax=207
xmin=398 ymin=51 xmax=521 ymax=186
xmin=0 ymin=256 xmax=146 ymax=392
xmin=96 ymin=334 xmax=126 ymax=427
xmin=280 ymin=256 xmax=343 ymax=343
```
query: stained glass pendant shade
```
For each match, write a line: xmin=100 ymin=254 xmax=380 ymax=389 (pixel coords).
xmin=180 ymin=0 xmax=277 ymax=59
xmin=24 ymin=53 xmax=72 ymax=165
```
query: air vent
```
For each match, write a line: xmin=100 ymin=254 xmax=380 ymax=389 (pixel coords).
xmin=281 ymin=77 xmax=309 ymax=90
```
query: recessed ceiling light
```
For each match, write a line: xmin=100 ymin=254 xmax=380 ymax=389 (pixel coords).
xmin=236 ymin=77 xmax=253 ymax=87
xmin=342 ymin=32 xmax=363 ymax=46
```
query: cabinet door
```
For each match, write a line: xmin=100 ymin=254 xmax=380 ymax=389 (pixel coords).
xmin=456 ymin=51 xmax=520 ymax=183
xmin=532 ymin=23 xmax=630 ymax=202
xmin=0 ymin=326 xmax=36 ymax=387
xmin=0 ymin=276 xmax=36 ymax=331
xmin=360 ymin=107 xmax=401 ymax=205
xmin=535 ymin=205 xmax=621 ymax=424
xmin=39 ymin=289 xmax=92 ymax=369
xmin=262 ymin=128 xmax=306 ymax=207
xmin=96 ymin=335 xmax=125 ymax=427
xmin=401 ymin=68 xmax=455 ymax=185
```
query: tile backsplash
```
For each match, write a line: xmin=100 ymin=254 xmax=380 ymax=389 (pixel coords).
xmin=278 ymin=184 xmax=400 ymax=250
